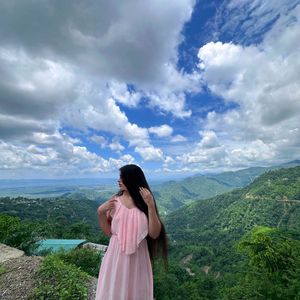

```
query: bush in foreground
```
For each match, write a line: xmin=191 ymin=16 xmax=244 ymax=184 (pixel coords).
xmin=29 ymin=254 xmax=89 ymax=300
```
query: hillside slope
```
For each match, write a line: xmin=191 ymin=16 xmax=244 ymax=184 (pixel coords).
xmin=154 ymin=160 xmax=300 ymax=213
xmin=166 ymin=166 xmax=300 ymax=272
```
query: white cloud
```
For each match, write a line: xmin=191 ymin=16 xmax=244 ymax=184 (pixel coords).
xmin=89 ymin=135 xmax=108 ymax=149
xmin=149 ymin=125 xmax=173 ymax=138
xmin=211 ymin=0 xmax=300 ymax=43
xmin=0 ymin=0 xmax=197 ymax=119
xmin=171 ymin=134 xmax=187 ymax=143
xmin=135 ymin=145 xmax=164 ymax=161
xmin=109 ymin=140 xmax=125 ymax=153
xmin=0 ymin=0 xmax=195 ymax=176
xmin=119 ymin=154 xmax=135 ymax=164
xmin=0 ymin=47 xmax=76 ymax=119
xmin=198 ymin=130 xmax=220 ymax=149
xmin=109 ymin=81 xmax=141 ymax=107
xmin=194 ymin=4 xmax=300 ymax=168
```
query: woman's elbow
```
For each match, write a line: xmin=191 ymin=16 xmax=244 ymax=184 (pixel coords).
xmin=149 ymin=232 xmax=160 ymax=239
xmin=149 ymin=225 xmax=161 ymax=239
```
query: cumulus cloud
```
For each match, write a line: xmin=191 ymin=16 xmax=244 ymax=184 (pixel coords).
xmin=162 ymin=5 xmax=300 ymax=174
xmin=0 ymin=0 xmax=197 ymax=176
xmin=149 ymin=125 xmax=173 ymax=138
xmin=89 ymin=135 xmax=108 ymax=149
xmin=109 ymin=140 xmax=125 ymax=153
xmin=0 ymin=0 xmax=197 ymax=119
xmin=194 ymin=4 xmax=300 ymax=169
xmin=171 ymin=135 xmax=187 ymax=143
xmin=0 ymin=1 xmax=193 ymax=82
xmin=198 ymin=130 xmax=220 ymax=149
xmin=1 ymin=0 xmax=298 ymax=177
xmin=176 ymin=130 xmax=226 ymax=166
xmin=63 ymin=94 xmax=165 ymax=161
xmin=109 ymin=81 xmax=141 ymax=108
xmin=135 ymin=145 xmax=164 ymax=161
xmin=0 ymin=134 xmax=135 ymax=179
xmin=0 ymin=47 xmax=76 ymax=119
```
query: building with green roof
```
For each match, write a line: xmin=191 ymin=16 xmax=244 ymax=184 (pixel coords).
xmin=36 ymin=239 xmax=87 ymax=253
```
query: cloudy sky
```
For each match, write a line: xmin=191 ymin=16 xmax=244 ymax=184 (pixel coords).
xmin=1 ymin=0 xmax=300 ymax=179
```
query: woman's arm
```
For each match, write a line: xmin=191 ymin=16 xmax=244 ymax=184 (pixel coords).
xmin=97 ymin=198 xmax=116 ymax=236
xmin=147 ymin=203 xmax=162 ymax=239
xmin=139 ymin=187 xmax=161 ymax=239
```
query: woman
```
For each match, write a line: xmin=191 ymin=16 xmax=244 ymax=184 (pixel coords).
xmin=95 ymin=164 xmax=168 ymax=300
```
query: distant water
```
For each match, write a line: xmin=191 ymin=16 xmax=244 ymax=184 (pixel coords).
xmin=0 ymin=178 xmax=116 ymax=189
xmin=0 ymin=177 xmax=170 ymax=189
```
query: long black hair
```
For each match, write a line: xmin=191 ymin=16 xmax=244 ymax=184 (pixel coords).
xmin=118 ymin=164 xmax=168 ymax=266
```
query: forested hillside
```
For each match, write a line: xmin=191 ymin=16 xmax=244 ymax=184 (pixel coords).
xmin=1 ymin=166 xmax=300 ymax=299
xmin=166 ymin=166 xmax=300 ymax=273
xmin=152 ymin=160 xmax=300 ymax=214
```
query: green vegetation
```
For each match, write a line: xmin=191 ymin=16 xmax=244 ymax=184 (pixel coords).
xmin=0 ymin=212 xmax=109 ymax=256
xmin=1 ymin=165 xmax=300 ymax=298
xmin=166 ymin=167 xmax=300 ymax=299
xmin=222 ymin=226 xmax=300 ymax=299
xmin=0 ymin=197 xmax=109 ymax=245
xmin=0 ymin=214 xmax=44 ymax=255
xmin=0 ymin=264 xmax=5 ymax=275
xmin=29 ymin=254 xmax=89 ymax=300
xmin=53 ymin=247 xmax=102 ymax=277
xmin=0 ymin=196 xmax=101 ymax=233
xmin=154 ymin=176 xmax=232 ymax=214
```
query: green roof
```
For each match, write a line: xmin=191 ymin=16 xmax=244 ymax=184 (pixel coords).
xmin=36 ymin=239 xmax=87 ymax=253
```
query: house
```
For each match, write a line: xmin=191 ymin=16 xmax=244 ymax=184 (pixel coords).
xmin=36 ymin=239 xmax=87 ymax=253
xmin=35 ymin=239 xmax=108 ymax=254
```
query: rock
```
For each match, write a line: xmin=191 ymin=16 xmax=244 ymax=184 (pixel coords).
xmin=0 ymin=243 xmax=25 ymax=263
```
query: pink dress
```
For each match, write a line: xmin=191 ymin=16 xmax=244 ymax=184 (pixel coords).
xmin=95 ymin=195 xmax=153 ymax=300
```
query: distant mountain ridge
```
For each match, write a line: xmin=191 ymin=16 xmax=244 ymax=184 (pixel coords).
xmin=165 ymin=166 xmax=300 ymax=272
xmin=154 ymin=160 xmax=300 ymax=214
xmin=1 ymin=160 xmax=299 ymax=213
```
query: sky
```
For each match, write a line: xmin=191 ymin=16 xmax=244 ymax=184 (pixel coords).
xmin=0 ymin=0 xmax=300 ymax=179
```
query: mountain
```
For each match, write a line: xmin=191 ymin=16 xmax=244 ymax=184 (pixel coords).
xmin=165 ymin=166 xmax=300 ymax=273
xmin=1 ymin=160 xmax=299 ymax=215
xmin=154 ymin=160 xmax=300 ymax=214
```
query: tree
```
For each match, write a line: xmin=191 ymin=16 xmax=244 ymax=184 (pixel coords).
xmin=224 ymin=226 xmax=300 ymax=299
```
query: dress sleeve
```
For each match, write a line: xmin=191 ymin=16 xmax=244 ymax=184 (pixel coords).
xmin=117 ymin=208 xmax=148 ymax=255
xmin=106 ymin=195 xmax=117 ymax=219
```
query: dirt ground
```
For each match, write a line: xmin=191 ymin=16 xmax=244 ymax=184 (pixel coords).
xmin=0 ymin=255 xmax=97 ymax=300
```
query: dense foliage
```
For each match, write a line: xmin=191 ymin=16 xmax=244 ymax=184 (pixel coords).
xmin=222 ymin=226 xmax=300 ymax=299
xmin=29 ymin=254 xmax=89 ymax=300
xmin=53 ymin=248 xmax=102 ymax=277
xmin=1 ymin=165 xmax=300 ymax=299
xmin=163 ymin=166 xmax=300 ymax=298
xmin=0 ymin=214 xmax=44 ymax=255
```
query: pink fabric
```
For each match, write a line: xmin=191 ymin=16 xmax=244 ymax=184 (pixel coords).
xmin=95 ymin=196 xmax=153 ymax=300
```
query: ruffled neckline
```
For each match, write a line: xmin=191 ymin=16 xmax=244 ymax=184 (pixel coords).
xmin=117 ymin=195 xmax=138 ymax=210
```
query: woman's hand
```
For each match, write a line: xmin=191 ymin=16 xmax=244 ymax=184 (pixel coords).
xmin=139 ymin=187 xmax=155 ymax=208
xmin=97 ymin=198 xmax=116 ymax=215
xmin=97 ymin=197 xmax=116 ymax=236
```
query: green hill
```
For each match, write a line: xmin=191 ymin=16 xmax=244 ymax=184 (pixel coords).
xmin=0 ymin=196 xmax=101 ymax=235
xmin=166 ymin=166 xmax=300 ymax=273
xmin=153 ymin=160 xmax=300 ymax=214
xmin=153 ymin=176 xmax=231 ymax=214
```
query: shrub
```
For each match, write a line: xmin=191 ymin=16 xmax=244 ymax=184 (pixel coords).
xmin=29 ymin=254 xmax=89 ymax=300
xmin=54 ymin=247 xmax=102 ymax=277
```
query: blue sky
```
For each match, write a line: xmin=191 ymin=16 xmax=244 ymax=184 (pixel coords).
xmin=0 ymin=0 xmax=300 ymax=179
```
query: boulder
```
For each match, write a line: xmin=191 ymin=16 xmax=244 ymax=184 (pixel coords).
xmin=0 ymin=243 xmax=25 ymax=263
